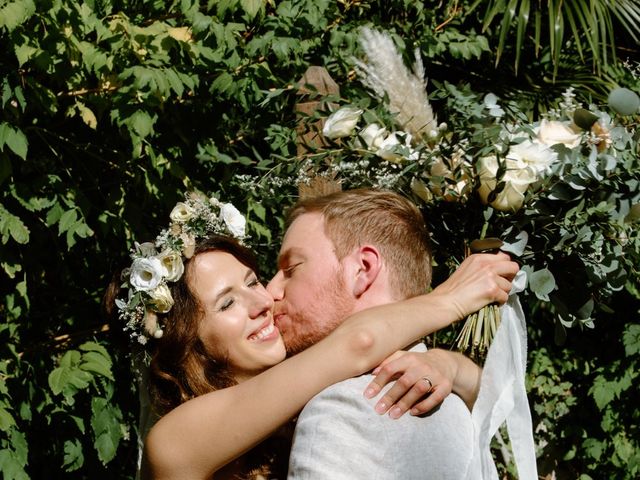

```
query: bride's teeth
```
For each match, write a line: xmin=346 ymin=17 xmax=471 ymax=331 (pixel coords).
xmin=249 ymin=323 xmax=274 ymax=341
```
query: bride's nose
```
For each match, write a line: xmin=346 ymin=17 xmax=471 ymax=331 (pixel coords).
xmin=248 ymin=285 xmax=274 ymax=318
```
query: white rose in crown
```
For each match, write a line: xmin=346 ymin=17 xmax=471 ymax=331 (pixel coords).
xmin=220 ymin=203 xmax=246 ymax=238
xmin=135 ymin=241 xmax=157 ymax=257
xmin=130 ymin=257 xmax=166 ymax=292
xmin=158 ymin=250 xmax=184 ymax=282
xmin=477 ymin=155 xmax=536 ymax=212
xmin=147 ymin=284 xmax=174 ymax=313
xmin=170 ymin=202 xmax=195 ymax=223
xmin=359 ymin=123 xmax=387 ymax=150
xmin=322 ymin=107 xmax=363 ymax=139
xmin=180 ymin=232 xmax=196 ymax=259
xmin=536 ymin=119 xmax=581 ymax=149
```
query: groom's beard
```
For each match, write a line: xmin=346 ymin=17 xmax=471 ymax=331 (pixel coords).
xmin=281 ymin=270 xmax=355 ymax=356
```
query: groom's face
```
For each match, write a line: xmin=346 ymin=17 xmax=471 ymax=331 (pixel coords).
xmin=267 ymin=212 xmax=356 ymax=355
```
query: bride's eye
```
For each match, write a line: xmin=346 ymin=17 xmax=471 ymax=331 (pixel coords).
xmin=220 ymin=298 xmax=234 ymax=311
xmin=247 ymin=276 xmax=261 ymax=288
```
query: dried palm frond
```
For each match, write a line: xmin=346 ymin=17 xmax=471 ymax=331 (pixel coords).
xmin=354 ymin=27 xmax=436 ymax=143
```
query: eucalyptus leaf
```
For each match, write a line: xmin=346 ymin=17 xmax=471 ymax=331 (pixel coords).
xmin=529 ymin=268 xmax=556 ymax=301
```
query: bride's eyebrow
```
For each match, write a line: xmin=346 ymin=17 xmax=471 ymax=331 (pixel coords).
xmin=213 ymin=269 xmax=255 ymax=303
xmin=213 ymin=286 xmax=233 ymax=304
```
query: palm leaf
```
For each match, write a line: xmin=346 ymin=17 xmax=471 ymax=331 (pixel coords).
xmin=466 ymin=0 xmax=640 ymax=73
xmin=610 ymin=0 xmax=640 ymax=42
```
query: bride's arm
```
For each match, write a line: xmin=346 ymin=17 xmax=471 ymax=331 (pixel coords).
xmin=143 ymin=253 xmax=517 ymax=479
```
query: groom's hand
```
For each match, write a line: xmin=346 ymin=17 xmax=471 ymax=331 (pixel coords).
xmin=431 ymin=252 xmax=519 ymax=320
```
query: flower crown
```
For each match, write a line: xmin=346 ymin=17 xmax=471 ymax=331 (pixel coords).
xmin=115 ymin=192 xmax=247 ymax=344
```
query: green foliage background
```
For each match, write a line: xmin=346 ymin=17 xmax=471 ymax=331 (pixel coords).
xmin=0 ymin=0 xmax=638 ymax=478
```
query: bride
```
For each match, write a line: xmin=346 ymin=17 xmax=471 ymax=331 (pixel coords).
xmin=106 ymin=192 xmax=518 ymax=479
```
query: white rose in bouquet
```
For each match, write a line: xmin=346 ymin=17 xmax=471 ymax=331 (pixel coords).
xmin=536 ymin=119 xmax=581 ymax=149
xmin=158 ymin=250 xmax=184 ymax=282
xmin=376 ymin=131 xmax=414 ymax=162
xmin=322 ymin=107 xmax=363 ymax=139
xmin=130 ymin=256 xmax=166 ymax=292
xmin=359 ymin=123 xmax=387 ymax=150
xmin=148 ymin=284 xmax=174 ymax=313
xmin=170 ymin=202 xmax=195 ymax=223
xmin=220 ymin=203 xmax=246 ymax=238
xmin=508 ymin=139 xmax=559 ymax=175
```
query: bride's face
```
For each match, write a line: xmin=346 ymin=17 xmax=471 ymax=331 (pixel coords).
xmin=190 ymin=250 xmax=286 ymax=381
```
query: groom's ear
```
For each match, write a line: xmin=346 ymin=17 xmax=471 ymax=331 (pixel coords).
xmin=351 ymin=245 xmax=382 ymax=297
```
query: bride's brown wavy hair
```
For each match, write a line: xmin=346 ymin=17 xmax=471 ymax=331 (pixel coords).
xmin=149 ymin=235 xmax=260 ymax=415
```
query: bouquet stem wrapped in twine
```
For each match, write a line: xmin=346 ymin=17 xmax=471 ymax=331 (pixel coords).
xmin=455 ymin=238 xmax=504 ymax=360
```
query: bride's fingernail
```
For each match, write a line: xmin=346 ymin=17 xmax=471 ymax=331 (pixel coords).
xmin=389 ymin=406 xmax=402 ymax=419
xmin=374 ymin=402 xmax=387 ymax=414
xmin=364 ymin=387 xmax=375 ymax=398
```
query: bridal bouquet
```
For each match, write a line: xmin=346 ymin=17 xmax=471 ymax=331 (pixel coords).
xmin=294 ymin=28 xmax=640 ymax=355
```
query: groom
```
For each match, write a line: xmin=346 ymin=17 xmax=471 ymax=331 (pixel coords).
xmin=267 ymin=188 xmax=518 ymax=479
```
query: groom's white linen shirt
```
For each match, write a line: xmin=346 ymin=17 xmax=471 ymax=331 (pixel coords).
xmin=287 ymin=344 xmax=475 ymax=480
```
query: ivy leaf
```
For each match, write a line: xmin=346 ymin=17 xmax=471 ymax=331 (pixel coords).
xmin=211 ymin=72 xmax=234 ymax=94
xmin=0 ymin=205 xmax=30 ymax=244
xmin=58 ymin=209 xmax=78 ymax=235
xmin=240 ymin=0 xmax=263 ymax=18
xmin=80 ymin=351 xmax=114 ymax=380
xmin=14 ymin=43 xmax=37 ymax=67
xmin=622 ymin=324 xmax=640 ymax=356
xmin=0 ymin=449 xmax=29 ymax=480
xmin=76 ymin=102 xmax=98 ymax=129
xmin=0 ymin=123 xmax=28 ymax=159
xmin=91 ymin=398 xmax=123 ymax=464
xmin=0 ymin=407 xmax=16 ymax=431
xmin=0 ymin=0 xmax=36 ymax=32
xmin=62 ymin=439 xmax=84 ymax=472
xmin=46 ymin=202 xmax=63 ymax=226
xmin=48 ymin=365 xmax=71 ymax=396
xmin=10 ymin=429 xmax=27 ymax=467
xmin=129 ymin=110 xmax=155 ymax=139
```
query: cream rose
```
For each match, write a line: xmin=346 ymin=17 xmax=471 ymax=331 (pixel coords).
xmin=130 ymin=257 xmax=166 ymax=292
xmin=322 ymin=107 xmax=363 ymax=139
xmin=477 ymin=155 xmax=535 ymax=212
xmin=157 ymin=250 xmax=184 ymax=282
xmin=148 ymin=284 xmax=174 ymax=313
xmin=429 ymin=149 xmax=472 ymax=201
xmin=220 ymin=203 xmax=246 ymax=238
xmin=536 ymin=120 xmax=581 ymax=149
xmin=170 ymin=202 xmax=195 ymax=223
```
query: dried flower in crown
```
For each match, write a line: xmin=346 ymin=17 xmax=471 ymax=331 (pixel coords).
xmin=115 ymin=192 xmax=247 ymax=343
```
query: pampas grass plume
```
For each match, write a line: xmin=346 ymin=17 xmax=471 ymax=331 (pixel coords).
xmin=354 ymin=27 xmax=436 ymax=143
